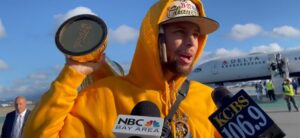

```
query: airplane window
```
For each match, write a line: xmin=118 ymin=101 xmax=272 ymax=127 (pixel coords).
xmin=225 ymin=65 xmax=228 ymax=68
xmin=295 ymin=57 xmax=297 ymax=60
xmin=263 ymin=61 xmax=266 ymax=64
xmin=244 ymin=63 xmax=246 ymax=66
xmin=194 ymin=68 xmax=202 ymax=72
xmin=298 ymin=57 xmax=300 ymax=60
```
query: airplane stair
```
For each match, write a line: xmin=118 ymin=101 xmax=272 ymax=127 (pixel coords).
xmin=268 ymin=53 xmax=290 ymax=95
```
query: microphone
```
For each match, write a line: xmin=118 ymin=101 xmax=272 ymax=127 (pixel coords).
xmin=130 ymin=101 xmax=161 ymax=117
xmin=209 ymin=86 xmax=286 ymax=138
xmin=112 ymin=101 xmax=164 ymax=138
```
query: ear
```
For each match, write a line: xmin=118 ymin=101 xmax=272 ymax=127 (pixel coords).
xmin=159 ymin=33 xmax=168 ymax=63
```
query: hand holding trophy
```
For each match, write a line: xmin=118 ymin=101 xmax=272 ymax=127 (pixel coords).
xmin=55 ymin=14 xmax=124 ymax=89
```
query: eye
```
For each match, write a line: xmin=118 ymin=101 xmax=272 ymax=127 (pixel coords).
xmin=193 ymin=31 xmax=200 ymax=38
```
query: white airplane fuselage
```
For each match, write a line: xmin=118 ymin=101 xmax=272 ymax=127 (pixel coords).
xmin=189 ymin=49 xmax=300 ymax=84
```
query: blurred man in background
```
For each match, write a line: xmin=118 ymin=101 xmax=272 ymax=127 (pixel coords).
xmin=1 ymin=96 xmax=31 ymax=138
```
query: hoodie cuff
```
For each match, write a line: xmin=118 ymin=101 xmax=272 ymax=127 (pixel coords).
xmin=56 ymin=65 xmax=86 ymax=89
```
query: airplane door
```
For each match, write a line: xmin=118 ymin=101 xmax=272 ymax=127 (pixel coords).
xmin=267 ymin=53 xmax=276 ymax=64
xmin=211 ymin=62 xmax=218 ymax=75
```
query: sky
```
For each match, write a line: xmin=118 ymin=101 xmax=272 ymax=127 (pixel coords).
xmin=0 ymin=0 xmax=300 ymax=100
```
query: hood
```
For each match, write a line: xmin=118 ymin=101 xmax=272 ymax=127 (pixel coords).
xmin=126 ymin=0 xmax=210 ymax=91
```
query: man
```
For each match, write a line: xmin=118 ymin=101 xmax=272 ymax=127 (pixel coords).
xmin=282 ymin=78 xmax=299 ymax=112
xmin=292 ymin=79 xmax=298 ymax=95
xmin=266 ymin=80 xmax=276 ymax=102
xmin=255 ymin=81 xmax=263 ymax=101
xmin=23 ymin=0 xmax=220 ymax=137
xmin=1 ymin=96 xmax=31 ymax=138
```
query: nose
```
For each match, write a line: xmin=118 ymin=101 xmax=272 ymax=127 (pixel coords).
xmin=185 ymin=34 xmax=197 ymax=47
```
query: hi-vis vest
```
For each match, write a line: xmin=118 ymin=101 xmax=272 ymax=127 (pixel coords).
xmin=283 ymin=84 xmax=295 ymax=96
xmin=266 ymin=81 xmax=273 ymax=91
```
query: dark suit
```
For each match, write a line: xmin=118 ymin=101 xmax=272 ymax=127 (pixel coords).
xmin=1 ymin=110 xmax=31 ymax=138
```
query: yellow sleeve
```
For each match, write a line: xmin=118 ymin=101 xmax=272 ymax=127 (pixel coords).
xmin=23 ymin=66 xmax=86 ymax=138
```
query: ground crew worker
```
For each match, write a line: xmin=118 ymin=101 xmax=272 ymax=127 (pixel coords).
xmin=282 ymin=78 xmax=299 ymax=112
xmin=266 ymin=80 xmax=276 ymax=102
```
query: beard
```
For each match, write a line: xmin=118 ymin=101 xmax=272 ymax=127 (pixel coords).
xmin=163 ymin=57 xmax=193 ymax=76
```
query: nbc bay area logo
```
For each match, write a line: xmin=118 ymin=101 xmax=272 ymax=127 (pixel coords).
xmin=113 ymin=115 xmax=163 ymax=134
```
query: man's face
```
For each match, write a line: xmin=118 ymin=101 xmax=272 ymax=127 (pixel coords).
xmin=15 ymin=97 xmax=27 ymax=113
xmin=163 ymin=21 xmax=200 ymax=76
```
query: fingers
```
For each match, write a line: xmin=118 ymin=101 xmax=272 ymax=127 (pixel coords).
xmin=98 ymin=53 xmax=106 ymax=64
xmin=66 ymin=58 xmax=81 ymax=66
xmin=64 ymin=53 xmax=108 ymax=75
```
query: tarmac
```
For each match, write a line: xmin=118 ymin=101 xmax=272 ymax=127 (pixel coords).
xmin=266 ymin=110 xmax=300 ymax=138
xmin=256 ymin=95 xmax=300 ymax=138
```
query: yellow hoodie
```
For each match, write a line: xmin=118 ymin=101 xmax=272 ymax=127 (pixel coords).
xmin=23 ymin=0 xmax=219 ymax=137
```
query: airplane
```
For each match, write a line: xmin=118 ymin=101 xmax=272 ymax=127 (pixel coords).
xmin=189 ymin=48 xmax=300 ymax=85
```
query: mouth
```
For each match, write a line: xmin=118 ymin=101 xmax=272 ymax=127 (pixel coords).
xmin=178 ymin=53 xmax=193 ymax=64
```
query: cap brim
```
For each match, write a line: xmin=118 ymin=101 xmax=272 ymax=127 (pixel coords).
xmin=162 ymin=16 xmax=219 ymax=35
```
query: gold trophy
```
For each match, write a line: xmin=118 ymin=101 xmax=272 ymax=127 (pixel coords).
xmin=55 ymin=14 xmax=124 ymax=89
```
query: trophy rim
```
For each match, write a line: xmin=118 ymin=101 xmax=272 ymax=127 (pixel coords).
xmin=55 ymin=14 xmax=108 ymax=56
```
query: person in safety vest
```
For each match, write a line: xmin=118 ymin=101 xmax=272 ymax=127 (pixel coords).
xmin=282 ymin=78 xmax=299 ymax=112
xmin=292 ymin=79 xmax=298 ymax=95
xmin=23 ymin=0 xmax=221 ymax=138
xmin=266 ymin=80 xmax=276 ymax=102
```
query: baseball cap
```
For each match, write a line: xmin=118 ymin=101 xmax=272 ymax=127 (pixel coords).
xmin=160 ymin=0 xmax=219 ymax=35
